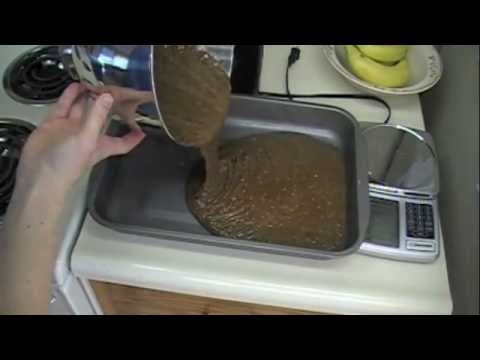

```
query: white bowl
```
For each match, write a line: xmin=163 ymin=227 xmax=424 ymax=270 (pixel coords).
xmin=323 ymin=45 xmax=443 ymax=96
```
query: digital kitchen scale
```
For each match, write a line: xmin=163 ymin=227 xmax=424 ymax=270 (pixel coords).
xmin=358 ymin=123 xmax=441 ymax=263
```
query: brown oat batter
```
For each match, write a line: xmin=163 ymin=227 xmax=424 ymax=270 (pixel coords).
xmin=153 ymin=45 xmax=231 ymax=147
xmin=187 ymin=133 xmax=347 ymax=250
xmin=153 ymin=45 xmax=347 ymax=251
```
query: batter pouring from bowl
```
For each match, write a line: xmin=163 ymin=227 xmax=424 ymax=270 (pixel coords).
xmin=153 ymin=45 xmax=347 ymax=251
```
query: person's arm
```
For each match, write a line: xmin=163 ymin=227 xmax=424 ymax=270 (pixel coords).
xmin=0 ymin=173 xmax=70 ymax=314
xmin=0 ymin=83 xmax=146 ymax=315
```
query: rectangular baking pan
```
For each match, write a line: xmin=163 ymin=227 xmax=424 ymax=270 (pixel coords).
xmin=88 ymin=95 xmax=370 ymax=260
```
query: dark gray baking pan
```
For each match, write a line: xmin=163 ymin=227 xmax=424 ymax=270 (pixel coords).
xmin=88 ymin=95 xmax=370 ymax=260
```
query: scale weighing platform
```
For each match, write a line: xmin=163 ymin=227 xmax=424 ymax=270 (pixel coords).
xmin=358 ymin=124 xmax=441 ymax=264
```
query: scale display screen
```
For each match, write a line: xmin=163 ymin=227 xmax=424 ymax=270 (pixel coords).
xmin=365 ymin=197 xmax=400 ymax=248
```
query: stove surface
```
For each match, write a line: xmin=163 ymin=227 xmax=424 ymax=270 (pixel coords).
xmin=0 ymin=119 xmax=34 ymax=218
xmin=3 ymin=45 xmax=73 ymax=105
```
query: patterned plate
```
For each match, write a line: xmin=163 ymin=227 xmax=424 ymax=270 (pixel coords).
xmin=323 ymin=45 xmax=443 ymax=96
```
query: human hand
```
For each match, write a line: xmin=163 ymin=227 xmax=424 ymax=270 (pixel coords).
xmin=85 ymin=84 xmax=155 ymax=124
xmin=17 ymin=83 xmax=146 ymax=190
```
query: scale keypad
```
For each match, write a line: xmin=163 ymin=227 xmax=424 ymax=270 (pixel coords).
xmin=406 ymin=203 xmax=435 ymax=239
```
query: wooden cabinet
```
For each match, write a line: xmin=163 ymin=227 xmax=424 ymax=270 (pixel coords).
xmin=90 ymin=281 xmax=320 ymax=315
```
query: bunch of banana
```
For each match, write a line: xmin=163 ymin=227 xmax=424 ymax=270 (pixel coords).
xmin=345 ymin=45 xmax=411 ymax=88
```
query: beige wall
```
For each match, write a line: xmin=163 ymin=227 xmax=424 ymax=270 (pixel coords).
xmin=422 ymin=45 xmax=479 ymax=315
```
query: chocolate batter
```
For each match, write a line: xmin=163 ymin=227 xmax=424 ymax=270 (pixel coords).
xmin=153 ymin=45 xmax=231 ymax=147
xmin=187 ymin=133 xmax=347 ymax=250
xmin=153 ymin=45 xmax=347 ymax=251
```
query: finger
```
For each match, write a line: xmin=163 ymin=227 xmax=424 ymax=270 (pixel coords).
xmin=89 ymin=85 xmax=124 ymax=102
xmin=112 ymin=97 xmax=156 ymax=123
xmin=50 ymin=82 xmax=85 ymax=118
xmin=69 ymin=94 xmax=90 ymax=122
xmin=127 ymin=118 xmax=142 ymax=132
xmin=103 ymin=86 xmax=155 ymax=104
xmin=82 ymin=94 xmax=114 ymax=137
xmin=91 ymin=127 xmax=146 ymax=164
xmin=128 ymin=90 xmax=155 ymax=104
xmin=115 ymin=106 xmax=140 ymax=124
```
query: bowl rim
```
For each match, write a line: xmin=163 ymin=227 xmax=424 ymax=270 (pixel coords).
xmin=323 ymin=45 xmax=443 ymax=96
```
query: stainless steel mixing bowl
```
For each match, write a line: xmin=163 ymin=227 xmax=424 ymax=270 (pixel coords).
xmin=59 ymin=45 xmax=235 ymax=132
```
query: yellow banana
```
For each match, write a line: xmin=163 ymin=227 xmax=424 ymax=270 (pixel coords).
xmin=346 ymin=45 xmax=410 ymax=88
xmin=357 ymin=45 xmax=409 ymax=63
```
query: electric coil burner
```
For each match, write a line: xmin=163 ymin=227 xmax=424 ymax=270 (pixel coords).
xmin=3 ymin=45 xmax=74 ymax=104
xmin=0 ymin=119 xmax=34 ymax=221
